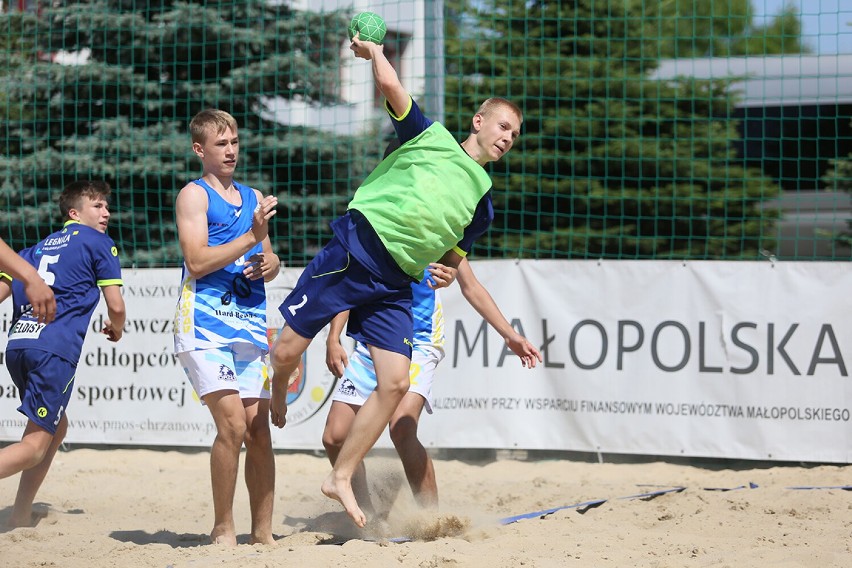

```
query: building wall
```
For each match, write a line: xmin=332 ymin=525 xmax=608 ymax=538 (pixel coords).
xmin=267 ymin=0 xmax=427 ymax=135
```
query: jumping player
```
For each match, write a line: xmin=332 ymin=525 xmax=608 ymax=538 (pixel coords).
xmin=268 ymin=32 xmax=523 ymax=527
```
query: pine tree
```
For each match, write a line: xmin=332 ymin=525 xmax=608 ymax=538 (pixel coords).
xmin=444 ymin=0 xmax=784 ymax=259
xmin=822 ymin=141 xmax=852 ymax=250
xmin=0 ymin=1 xmax=365 ymax=266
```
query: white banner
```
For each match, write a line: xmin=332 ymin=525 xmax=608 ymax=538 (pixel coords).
xmin=1 ymin=261 xmax=849 ymax=463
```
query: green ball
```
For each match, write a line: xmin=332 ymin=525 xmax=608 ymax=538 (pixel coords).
xmin=348 ymin=11 xmax=387 ymax=44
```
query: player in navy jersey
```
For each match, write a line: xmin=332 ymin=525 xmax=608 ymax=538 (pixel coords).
xmin=174 ymin=109 xmax=279 ymax=546
xmin=269 ymin=32 xmax=523 ymax=528
xmin=0 ymin=238 xmax=55 ymax=325
xmin=0 ymin=180 xmax=125 ymax=528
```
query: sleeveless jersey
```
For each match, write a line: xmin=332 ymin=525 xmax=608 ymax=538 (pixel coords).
xmin=4 ymin=221 xmax=123 ymax=365
xmin=173 ymin=179 xmax=267 ymax=353
xmin=411 ymin=272 xmax=444 ymax=349
xmin=348 ymin=122 xmax=492 ymax=280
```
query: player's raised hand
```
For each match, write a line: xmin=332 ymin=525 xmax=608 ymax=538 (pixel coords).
xmin=350 ymin=32 xmax=383 ymax=60
xmin=251 ymin=195 xmax=278 ymax=242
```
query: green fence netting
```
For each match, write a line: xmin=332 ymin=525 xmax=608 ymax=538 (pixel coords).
xmin=1 ymin=0 xmax=850 ymax=266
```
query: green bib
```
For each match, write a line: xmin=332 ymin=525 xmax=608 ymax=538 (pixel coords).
xmin=349 ymin=123 xmax=491 ymax=280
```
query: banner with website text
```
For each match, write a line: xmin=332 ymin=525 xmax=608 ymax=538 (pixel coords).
xmin=0 ymin=261 xmax=848 ymax=463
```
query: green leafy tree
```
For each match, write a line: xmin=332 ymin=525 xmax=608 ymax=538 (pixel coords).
xmin=444 ymin=0 xmax=781 ymax=260
xmin=0 ymin=1 xmax=366 ymax=266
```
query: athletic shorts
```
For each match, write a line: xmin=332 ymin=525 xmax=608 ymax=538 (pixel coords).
xmin=332 ymin=342 xmax=445 ymax=414
xmin=278 ymin=236 xmax=414 ymax=357
xmin=178 ymin=343 xmax=269 ymax=403
xmin=5 ymin=349 xmax=76 ymax=435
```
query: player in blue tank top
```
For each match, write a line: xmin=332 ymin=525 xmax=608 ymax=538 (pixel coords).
xmin=173 ymin=109 xmax=280 ymax=546
xmin=0 ymin=180 xmax=126 ymax=528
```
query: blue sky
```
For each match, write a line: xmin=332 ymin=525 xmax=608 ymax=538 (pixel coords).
xmin=753 ymin=0 xmax=852 ymax=53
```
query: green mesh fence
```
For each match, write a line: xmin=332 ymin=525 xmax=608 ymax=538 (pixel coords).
xmin=1 ymin=1 xmax=851 ymax=266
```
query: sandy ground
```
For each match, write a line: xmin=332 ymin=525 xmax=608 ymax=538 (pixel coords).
xmin=0 ymin=447 xmax=850 ymax=567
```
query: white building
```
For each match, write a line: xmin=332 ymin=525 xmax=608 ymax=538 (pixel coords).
xmin=267 ymin=0 xmax=440 ymax=135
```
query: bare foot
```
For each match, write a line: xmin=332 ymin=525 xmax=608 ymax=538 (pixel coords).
xmin=5 ymin=507 xmax=48 ymax=529
xmin=321 ymin=471 xmax=367 ymax=528
xmin=249 ymin=532 xmax=277 ymax=546
xmin=210 ymin=528 xmax=237 ymax=546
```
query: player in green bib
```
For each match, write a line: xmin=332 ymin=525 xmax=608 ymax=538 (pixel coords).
xmin=269 ymin=31 xmax=523 ymax=528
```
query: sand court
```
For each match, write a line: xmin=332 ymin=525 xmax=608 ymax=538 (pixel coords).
xmin=1 ymin=447 xmax=849 ymax=567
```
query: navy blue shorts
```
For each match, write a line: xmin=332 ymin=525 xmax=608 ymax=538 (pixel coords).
xmin=5 ymin=349 xmax=76 ymax=435
xmin=279 ymin=237 xmax=414 ymax=357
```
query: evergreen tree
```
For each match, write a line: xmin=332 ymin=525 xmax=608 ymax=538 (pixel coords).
xmin=444 ymin=0 xmax=782 ymax=260
xmin=0 ymin=1 xmax=366 ymax=266
xmin=822 ymin=142 xmax=852 ymax=250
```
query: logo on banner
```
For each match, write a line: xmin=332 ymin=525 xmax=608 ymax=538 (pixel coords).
xmin=266 ymin=327 xmax=336 ymax=425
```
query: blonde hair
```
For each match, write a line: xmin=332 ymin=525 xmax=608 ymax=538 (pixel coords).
xmin=475 ymin=97 xmax=523 ymax=123
xmin=189 ymin=109 xmax=238 ymax=143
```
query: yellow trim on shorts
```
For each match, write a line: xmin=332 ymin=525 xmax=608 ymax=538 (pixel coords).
xmin=0 ymin=272 xmax=11 ymax=282
xmin=312 ymin=252 xmax=350 ymax=278
xmin=62 ymin=374 xmax=76 ymax=394
xmin=452 ymin=246 xmax=468 ymax=257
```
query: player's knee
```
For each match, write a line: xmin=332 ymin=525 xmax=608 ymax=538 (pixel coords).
xmin=270 ymin=340 xmax=301 ymax=371
xmin=217 ymin=417 xmax=248 ymax=446
xmin=378 ymin=373 xmax=410 ymax=398
xmin=389 ymin=416 xmax=418 ymax=448
xmin=244 ymin=420 xmax=271 ymax=447
xmin=21 ymin=441 xmax=50 ymax=469
xmin=322 ymin=428 xmax=345 ymax=453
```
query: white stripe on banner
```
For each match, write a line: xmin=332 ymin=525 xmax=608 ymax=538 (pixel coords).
xmin=0 ymin=261 xmax=848 ymax=463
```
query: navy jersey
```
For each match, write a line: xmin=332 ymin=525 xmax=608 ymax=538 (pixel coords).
xmin=332 ymin=97 xmax=494 ymax=283
xmin=4 ymin=221 xmax=123 ymax=365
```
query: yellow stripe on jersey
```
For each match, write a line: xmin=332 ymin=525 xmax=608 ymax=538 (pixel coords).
xmin=385 ymin=97 xmax=413 ymax=121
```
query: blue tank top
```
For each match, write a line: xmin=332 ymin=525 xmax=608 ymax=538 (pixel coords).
xmin=411 ymin=271 xmax=444 ymax=348
xmin=173 ymin=179 xmax=267 ymax=352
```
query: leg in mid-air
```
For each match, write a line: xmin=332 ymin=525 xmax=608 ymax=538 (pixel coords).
xmin=322 ymin=401 xmax=375 ymax=516
xmin=321 ymin=346 xmax=411 ymax=527
xmin=269 ymin=326 xmax=313 ymax=429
